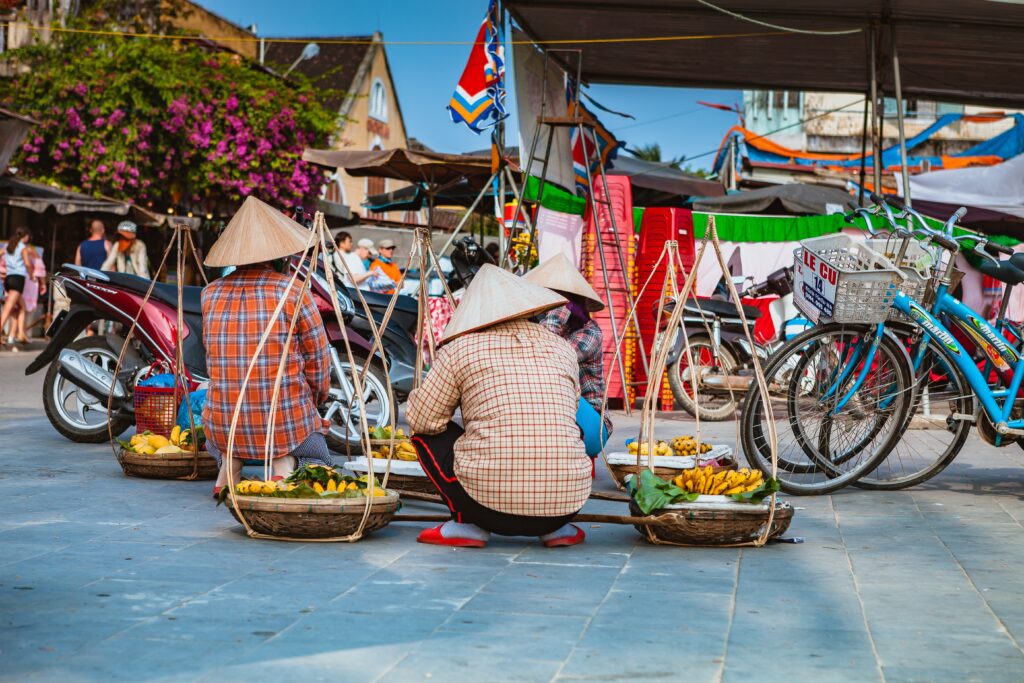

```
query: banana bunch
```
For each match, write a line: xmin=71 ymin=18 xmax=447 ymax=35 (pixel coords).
xmin=370 ymin=425 xmax=406 ymax=440
xmin=236 ymin=480 xmax=294 ymax=495
xmin=627 ymin=440 xmax=673 ymax=456
xmin=671 ymin=435 xmax=713 ymax=457
xmin=371 ymin=440 xmax=418 ymax=461
xmin=673 ymin=466 xmax=764 ymax=495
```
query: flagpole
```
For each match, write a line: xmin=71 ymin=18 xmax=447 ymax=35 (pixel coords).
xmin=495 ymin=0 xmax=507 ymax=265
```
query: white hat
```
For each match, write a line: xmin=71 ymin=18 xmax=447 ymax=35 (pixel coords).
xmin=116 ymin=220 xmax=138 ymax=236
xmin=523 ymin=253 xmax=605 ymax=312
xmin=441 ymin=264 xmax=567 ymax=343
xmin=357 ymin=238 xmax=374 ymax=250
xmin=205 ymin=196 xmax=313 ymax=267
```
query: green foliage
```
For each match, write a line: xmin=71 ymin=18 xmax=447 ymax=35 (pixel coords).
xmin=2 ymin=10 xmax=339 ymax=211
xmin=627 ymin=469 xmax=779 ymax=514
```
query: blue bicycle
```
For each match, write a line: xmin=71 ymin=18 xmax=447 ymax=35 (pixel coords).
xmin=740 ymin=198 xmax=1023 ymax=494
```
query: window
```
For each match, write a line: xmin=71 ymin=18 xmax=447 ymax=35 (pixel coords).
xmin=321 ymin=171 xmax=347 ymax=206
xmin=369 ymin=79 xmax=388 ymax=122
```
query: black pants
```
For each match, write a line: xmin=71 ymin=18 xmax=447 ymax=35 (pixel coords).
xmin=413 ymin=422 xmax=576 ymax=537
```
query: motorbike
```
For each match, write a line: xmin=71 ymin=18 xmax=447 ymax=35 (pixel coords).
xmin=27 ymin=262 xmax=393 ymax=451
xmin=660 ymin=266 xmax=812 ymax=420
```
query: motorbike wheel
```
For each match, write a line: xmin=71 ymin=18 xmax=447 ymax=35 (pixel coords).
xmin=322 ymin=350 xmax=392 ymax=453
xmin=42 ymin=335 xmax=133 ymax=443
xmin=667 ymin=336 xmax=740 ymax=421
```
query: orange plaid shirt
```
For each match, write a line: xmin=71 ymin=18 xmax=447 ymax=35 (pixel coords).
xmin=201 ymin=265 xmax=330 ymax=459
xmin=407 ymin=319 xmax=591 ymax=516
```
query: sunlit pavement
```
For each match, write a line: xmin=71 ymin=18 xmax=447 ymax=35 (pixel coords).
xmin=3 ymin=348 xmax=1024 ymax=682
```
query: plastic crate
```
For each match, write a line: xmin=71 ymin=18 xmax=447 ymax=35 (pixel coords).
xmin=793 ymin=234 xmax=903 ymax=325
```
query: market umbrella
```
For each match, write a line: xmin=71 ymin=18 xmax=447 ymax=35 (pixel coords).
xmin=302 ymin=148 xmax=495 ymax=192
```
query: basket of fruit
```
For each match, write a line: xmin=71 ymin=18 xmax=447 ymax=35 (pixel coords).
xmin=217 ymin=465 xmax=399 ymax=540
xmin=366 ymin=425 xmax=408 ymax=449
xmin=626 ymin=469 xmax=792 ymax=546
xmin=605 ymin=435 xmax=735 ymax=488
xmin=343 ymin=453 xmax=434 ymax=495
xmin=116 ymin=426 xmax=217 ymax=480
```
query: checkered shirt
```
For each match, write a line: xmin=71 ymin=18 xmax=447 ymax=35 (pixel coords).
xmin=539 ymin=306 xmax=605 ymax=414
xmin=407 ymin=319 xmax=592 ymax=516
xmin=201 ymin=266 xmax=330 ymax=460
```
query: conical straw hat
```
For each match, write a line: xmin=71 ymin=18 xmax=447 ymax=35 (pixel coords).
xmin=205 ymin=196 xmax=314 ymax=267
xmin=441 ymin=264 xmax=567 ymax=343
xmin=523 ymin=253 xmax=605 ymax=312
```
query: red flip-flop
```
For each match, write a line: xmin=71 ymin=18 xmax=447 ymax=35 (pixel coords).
xmin=416 ymin=525 xmax=487 ymax=548
xmin=211 ymin=485 xmax=223 ymax=499
xmin=542 ymin=524 xmax=586 ymax=548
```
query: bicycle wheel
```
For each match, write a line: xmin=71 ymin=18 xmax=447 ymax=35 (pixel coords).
xmin=855 ymin=335 xmax=972 ymax=490
xmin=740 ymin=322 xmax=914 ymax=495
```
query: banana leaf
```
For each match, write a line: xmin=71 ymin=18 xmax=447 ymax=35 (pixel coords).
xmin=627 ymin=470 xmax=698 ymax=514
xmin=726 ymin=478 xmax=780 ymax=504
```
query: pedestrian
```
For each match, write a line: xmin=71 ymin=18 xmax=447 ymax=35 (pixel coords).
xmin=332 ymin=231 xmax=372 ymax=288
xmin=201 ymin=197 xmax=333 ymax=496
xmin=369 ymin=238 xmax=402 ymax=292
xmin=1 ymin=227 xmax=44 ymax=349
xmin=357 ymin=238 xmax=375 ymax=270
xmin=75 ymin=220 xmax=112 ymax=271
xmin=525 ymin=254 xmax=612 ymax=456
xmin=407 ymin=264 xmax=591 ymax=548
xmin=101 ymin=220 xmax=150 ymax=278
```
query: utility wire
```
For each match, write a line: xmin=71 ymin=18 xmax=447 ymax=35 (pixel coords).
xmin=0 ymin=21 xmax=794 ymax=46
xmin=693 ymin=0 xmax=864 ymax=36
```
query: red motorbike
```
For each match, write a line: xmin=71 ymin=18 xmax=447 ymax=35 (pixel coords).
xmin=26 ymin=263 xmax=390 ymax=448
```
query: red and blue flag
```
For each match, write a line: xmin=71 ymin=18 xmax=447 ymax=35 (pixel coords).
xmin=448 ymin=0 xmax=507 ymax=134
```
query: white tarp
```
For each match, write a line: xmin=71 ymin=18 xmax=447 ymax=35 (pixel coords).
xmin=511 ymin=29 xmax=575 ymax=193
xmin=898 ymin=154 xmax=1024 ymax=219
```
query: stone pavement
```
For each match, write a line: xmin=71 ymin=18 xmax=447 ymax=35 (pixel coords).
xmin=3 ymin=348 xmax=1024 ymax=682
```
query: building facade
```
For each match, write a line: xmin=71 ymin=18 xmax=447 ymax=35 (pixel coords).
xmin=744 ymin=90 xmax=1020 ymax=163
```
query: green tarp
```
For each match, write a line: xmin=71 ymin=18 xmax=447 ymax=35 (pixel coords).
xmin=523 ymin=176 xmax=586 ymax=216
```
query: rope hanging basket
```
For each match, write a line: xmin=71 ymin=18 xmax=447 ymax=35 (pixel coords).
xmin=628 ymin=498 xmax=794 ymax=547
xmin=598 ymin=219 xmax=789 ymax=547
xmin=105 ymin=222 xmax=211 ymax=482
xmin=605 ymin=450 xmax=737 ymax=489
xmin=343 ymin=456 xmax=436 ymax=495
xmin=117 ymin=447 xmax=219 ymax=480
xmin=225 ymin=491 xmax=400 ymax=539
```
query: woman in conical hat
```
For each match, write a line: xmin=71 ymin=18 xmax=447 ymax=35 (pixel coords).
xmin=525 ymin=254 xmax=612 ymax=456
xmin=406 ymin=264 xmax=592 ymax=548
xmin=202 ymin=197 xmax=333 ymax=496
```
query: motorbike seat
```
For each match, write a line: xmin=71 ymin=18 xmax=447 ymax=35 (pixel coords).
xmin=977 ymin=258 xmax=1024 ymax=286
xmin=103 ymin=272 xmax=204 ymax=315
xmin=683 ymin=297 xmax=763 ymax=321
xmin=350 ymin=287 xmax=419 ymax=315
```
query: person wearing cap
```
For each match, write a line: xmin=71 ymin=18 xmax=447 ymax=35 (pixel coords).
xmin=356 ymin=238 xmax=375 ymax=270
xmin=202 ymin=196 xmax=333 ymax=495
xmin=101 ymin=220 xmax=150 ymax=279
xmin=369 ymin=238 xmax=402 ymax=292
xmin=525 ymin=254 xmax=612 ymax=455
xmin=407 ymin=264 xmax=592 ymax=548
xmin=332 ymin=231 xmax=372 ymax=288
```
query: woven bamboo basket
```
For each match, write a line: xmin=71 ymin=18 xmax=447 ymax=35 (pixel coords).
xmin=629 ymin=499 xmax=793 ymax=546
xmin=342 ymin=457 xmax=435 ymax=495
xmin=225 ymin=491 xmax=400 ymax=539
xmin=608 ymin=457 xmax=737 ymax=488
xmin=118 ymin=448 xmax=218 ymax=480
xmin=368 ymin=438 xmax=411 ymax=449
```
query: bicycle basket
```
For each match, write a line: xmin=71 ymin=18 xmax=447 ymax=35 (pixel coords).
xmin=865 ymin=237 xmax=936 ymax=320
xmin=793 ymin=234 xmax=903 ymax=325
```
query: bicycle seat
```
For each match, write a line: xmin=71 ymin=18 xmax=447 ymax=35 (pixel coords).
xmin=977 ymin=258 xmax=1024 ymax=286
xmin=683 ymin=297 xmax=762 ymax=320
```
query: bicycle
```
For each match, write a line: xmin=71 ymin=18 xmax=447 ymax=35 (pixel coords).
xmin=741 ymin=198 xmax=1022 ymax=494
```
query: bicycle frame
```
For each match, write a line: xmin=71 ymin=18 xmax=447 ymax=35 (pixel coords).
xmin=893 ymin=289 xmax=1024 ymax=432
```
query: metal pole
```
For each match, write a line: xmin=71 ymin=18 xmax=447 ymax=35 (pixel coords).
xmin=438 ymin=169 xmax=500 ymax=255
xmin=858 ymin=94 xmax=869 ymax=205
xmin=869 ymin=26 xmax=881 ymax=195
xmin=891 ymin=27 xmax=912 ymax=206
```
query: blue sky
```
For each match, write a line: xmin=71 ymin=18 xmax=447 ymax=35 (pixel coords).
xmin=200 ymin=0 xmax=741 ymax=171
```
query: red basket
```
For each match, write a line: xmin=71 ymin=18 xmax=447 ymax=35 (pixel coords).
xmin=132 ymin=365 xmax=197 ymax=437
xmin=133 ymin=385 xmax=179 ymax=436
